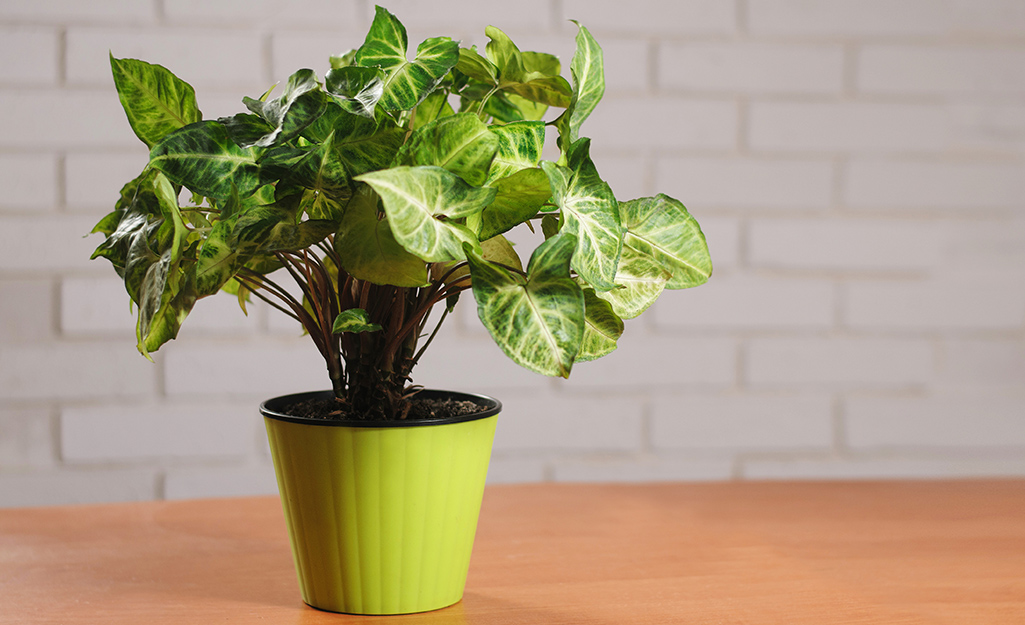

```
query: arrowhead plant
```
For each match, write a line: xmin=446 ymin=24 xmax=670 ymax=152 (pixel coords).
xmin=92 ymin=5 xmax=712 ymax=420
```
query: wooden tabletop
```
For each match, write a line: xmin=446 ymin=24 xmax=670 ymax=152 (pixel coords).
xmin=1 ymin=480 xmax=1024 ymax=624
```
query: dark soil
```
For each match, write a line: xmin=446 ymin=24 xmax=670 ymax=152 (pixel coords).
xmin=286 ymin=395 xmax=487 ymax=422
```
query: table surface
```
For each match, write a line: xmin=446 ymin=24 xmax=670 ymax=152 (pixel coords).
xmin=1 ymin=480 xmax=1024 ymax=624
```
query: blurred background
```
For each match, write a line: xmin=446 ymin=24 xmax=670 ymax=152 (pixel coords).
xmin=1 ymin=0 xmax=1024 ymax=507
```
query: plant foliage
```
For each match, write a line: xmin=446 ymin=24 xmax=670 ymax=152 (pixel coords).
xmin=92 ymin=6 xmax=712 ymax=419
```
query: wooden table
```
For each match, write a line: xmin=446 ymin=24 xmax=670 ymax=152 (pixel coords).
xmin=2 ymin=481 xmax=1024 ymax=623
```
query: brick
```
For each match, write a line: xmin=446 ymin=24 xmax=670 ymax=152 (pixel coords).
xmin=845 ymin=160 xmax=1025 ymax=211
xmin=163 ymin=0 xmax=359 ymax=28
xmin=694 ymin=216 xmax=740 ymax=272
xmin=651 ymin=274 xmax=834 ymax=330
xmin=660 ymin=42 xmax=843 ymax=95
xmin=164 ymin=463 xmax=279 ymax=500
xmin=749 ymin=218 xmax=942 ymax=272
xmin=271 ymin=32 xmax=369 ymax=85
xmin=859 ymin=45 xmax=1025 ymax=97
xmin=652 ymin=393 xmax=833 ymax=451
xmin=0 ymin=0 xmax=156 ymax=23
xmin=562 ymin=0 xmax=736 ymax=35
xmin=0 ymin=153 xmax=58 ymax=212
xmin=845 ymin=280 xmax=1025 ymax=331
xmin=586 ymin=97 xmax=737 ymax=151
xmin=560 ymin=335 xmax=737 ymax=390
xmin=62 ymin=401 xmax=255 ymax=461
xmin=936 ymin=339 xmax=1025 ymax=391
xmin=741 ymin=456 xmax=1025 ymax=480
xmin=655 ymin=157 xmax=833 ymax=210
xmin=413 ymin=336 xmax=554 ymax=393
xmin=386 ymin=0 xmax=551 ymax=31
xmin=60 ymin=276 xmax=135 ymax=336
xmin=0 ymin=279 xmax=54 ymax=344
xmin=0 ymin=215 xmax=112 ymax=272
xmin=748 ymin=0 xmax=949 ymax=36
xmin=746 ymin=337 xmax=933 ymax=389
xmin=0 ymin=408 xmax=54 ymax=468
xmin=65 ymin=152 xmax=147 ymax=212
xmin=0 ymin=469 xmax=157 ymax=508
xmin=0 ymin=27 xmax=59 ymax=85
xmin=552 ymin=456 xmax=733 ymax=482
xmin=485 ymin=456 xmax=547 ymax=484
xmin=589 ymin=151 xmax=649 ymax=203
xmin=0 ymin=90 xmax=138 ymax=149
xmin=176 ymin=292 xmax=262 ymax=335
xmin=846 ymin=394 xmax=1025 ymax=449
xmin=0 ymin=341 xmax=157 ymax=400
xmin=68 ymin=28 xmax=265 ymax=89
xmin=492 ymin=392 xmax=643 ymax=452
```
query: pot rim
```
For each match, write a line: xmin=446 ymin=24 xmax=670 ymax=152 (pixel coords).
xmin=260 ymin=389 xmax=501 ymax=428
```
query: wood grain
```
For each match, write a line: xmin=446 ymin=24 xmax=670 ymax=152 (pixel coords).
xmin=1 ymin=481 xmax=1023 ymax=623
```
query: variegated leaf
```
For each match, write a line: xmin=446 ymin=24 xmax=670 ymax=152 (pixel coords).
xmin=578 ymin=288 xmax=623 ymax=362
xmin=467 ymin=233 xmax=584 ymax=378
xmin=593 ymin=246 xmax=671 ymax=319
xmin=486 ymin=120 xmax=545 ymax=184
xmin=479 ymin=167 xmax=550 ymax=241
xmin=241 ymin=69 xmax=325 ymax=148
xmin=332 ymin=308 xmax=382 ymax=334
xmin=483 ymin=26 xmax=573 ymax=108
xmin=393 ymin=112 xmax=498 ymax=187
xmin=540 ymin=138 xmax=622 ymax=290
xmin=334 ymin=187 xmax=428 ymax=287
xmin=149 ymin=121 xmax=261 ymax=200
xmin=325 ymin=66 xmax=386 ymax=118
xmin=619 ymin=193 xmax=712 ymax=289
xmin=355 ymin=166 xmax=493 ymax=262
xmin=110 ymin=55 xmax=202 ymax=148
xmin=555 ymin=22 xmax=605 ymax=148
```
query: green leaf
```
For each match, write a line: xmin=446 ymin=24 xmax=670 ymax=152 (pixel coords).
xmin=619 ymin=194 xmax=712 ymax=289
xmin=110 ymin=55 xmax=202 ymax=148
xmin=232 ymin=205 xmax=336 ymax=254
xmin=355 ymin=6 xmax=459 ymax=111
xmin=593 ymin=246 xmax=671 ymax=319
xmin=194 ymin=218 xmax=240 ymax=297
xmin=332 ymin=308 xmax=383 ymax=334
xmin=487 ymin=120 xmax=545 ymax=184
xmin=334 ymin=186 xmax=428 ymax=287
xmin=356 ymin=165 xmax=493 ymax=262
xmin=149 ymin=121 xmax=262 ymax=200
xmin=455 ymin=46 xmax=499 ymax=85
xmin=410 ymin=90 xmax=455 ymax=130
xmin=393 ymin=112 xmax=498 ymax=186
xmin=479 ymin=167 xmax=550 ymax=241
xmin=578 ymin=288 xmax=623 ymax=362
xmin=555 ymin=22 xmax=605 ymax=148
xmin=540 ymin=138 xmax=622 ymax=290
xmin=483 ymin=26 xmax=573 ymax=108
xmin=304 ymin=105 xmax=405 ymax=178
xmin=241 ymin=69 xmax=326 ymax=147
xmin=325 ymin=65 xmax=386 ymax=118
xmin=467 ymin=232 xmax=584 ymax=378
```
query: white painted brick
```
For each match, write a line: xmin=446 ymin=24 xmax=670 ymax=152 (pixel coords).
xmin=589 ymin=39 xmax=650 ymax=94
xmin=411 ymin=330 xmax=554 ymax=392
xmin=62 ymin=401 xmax=255 ymax=462
xmin=937 ymin=339 xmax=1025 ymax=391
xmin=947 ymin=0 xmax=1025 ymax=37
xmin=586 ymin=97 xmax=737 ymax=151
xmin=390 ymin=0 xmax=551 ymax=32
xmin=0 ymin=408 xmax=54 ymax=468
xmin=176 ymin=292 xmax=262 ymax=335
xmin=552 ymin=456 xmax=733 ymax=482
xmin=560 ymin=335 xmax=737 ymax=390
xmin=845 ymin=160 xmax=1025 ymax=211
xmin=163 ymin=340 xmax=330 ymax=398
xmin=485 ymin=457 xmax=547 ymax=484
xmin=0 ymin=90 xmax=138 ymax=149
xmin=0 ymin=279 xmax=54 ymax=344
xmin=0 ymin=215 xmax=112 ymax=273
xmin=492 ymin=393 xmax=643 ymax=452
xmin=0 ymin=154 xmax=58 ymax=212
xmin=652 ymin=393 xmax=833 ymax=451
xmin=0 ymin=0 xmax=157 ymax=23
xmin=655 ymin=157 xmax=833 ymax=210
xmin=846 ymin=280 xmax=1025 ymax=331
xmin=750 ymin=218 xmax=941 ymax=272
xmin=65 ymin=151 xmax=147 ymax=212
xmin=846 ymin=394 xmax=1025 ymax=449
xmin=589 ymin=151 xmax=649 ymax=202
xmin=0 ymin=27 xmax=59 ymax=85
xmin=750 ymin=102 xmax=1001 ymax=154
xmin=660 ymin=43 xmax=843 ymax=95
xmin=741 ymin=456 xmax=1025 ymax=480
xmin=163 ymin=0 xmax=360 ymax=28
xmin=651 ymin=274 xmax=834 ymax=330
xmin=0 ymin=469 xmax=157 ymax=508
xmin=0 ymin=342 xmax=157 ymax=400
xmin=746 ymin=337 xmax=933 ymax=389
xmin=271 ymin=32 xmax=370 ymax=84
xmin=859 ymin=45 xmax=1025 ymax=97
xmin=940 ymin=218 xmax=1025 ymax=279
xmin=691 ymin=215 xmax=739 ymax=272
xmin=60 ymin=276 xmax=135 ymax=336
xmin=748 ymin=0 xmax=950 ymax=36
xmin=562 ymin=0 xmax=736 ymax=35
xmin=68 ymin=28 xmax=266 ymax=90
xmin=164 ymin=463 xmax=279 ymax=500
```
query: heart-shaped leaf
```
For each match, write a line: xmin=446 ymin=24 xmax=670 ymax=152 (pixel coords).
xmin=593 ymin=246 xmax=671 ymax=319
xmin=393 ymin=112 xmax=498 ymax=186
xmin=554 ymin=22 xmax=605 ymax=148
xmin=110 ymin=55 xmax=202 ymax=148
xmin=241 ymin=69 xmax=326 ymax=148
xmin=325 ymin=65 xmax=386 ymax=118
xmin=332 ymin=308 xmax=383 ymax=334
xmin=619 ymin=194 xmax=712 ymax=289
xmin=578 ymin=288 xmax=623 ymax=362
xmin=487 ymin=120 xmax=545 ymax=184
xmin=150 ymin=121 xmax=262 ymax=200
xmin=334 ymin=187 xmax=428 ymax=287
xmin=479 ymin=167 xmax=550 ymax=241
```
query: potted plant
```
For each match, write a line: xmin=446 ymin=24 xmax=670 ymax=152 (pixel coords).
xmin=91 ymin=5 xmax=712 ymax=615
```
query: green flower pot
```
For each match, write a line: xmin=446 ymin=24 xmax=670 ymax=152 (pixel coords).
xmin=262 ymin=389 xmax=500 ymax=615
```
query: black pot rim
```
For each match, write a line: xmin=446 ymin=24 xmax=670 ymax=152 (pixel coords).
xmin=260 ymin=389 xmax=502 ymax=428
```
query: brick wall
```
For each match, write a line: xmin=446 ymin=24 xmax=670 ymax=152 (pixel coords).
xmin=1 ymin=0 xmax=1023 ymax=507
